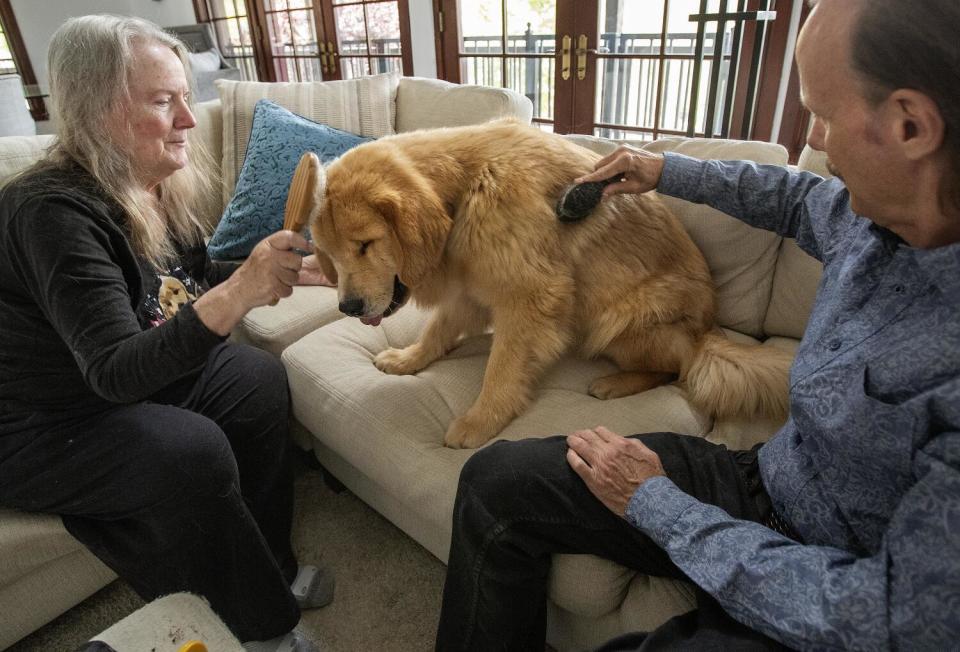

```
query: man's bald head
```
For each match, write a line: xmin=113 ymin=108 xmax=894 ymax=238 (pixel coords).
xmin=800 ymin=0 xmax=960 ymax=215
xmin=796 ymin=0 xmax=865 ymax=95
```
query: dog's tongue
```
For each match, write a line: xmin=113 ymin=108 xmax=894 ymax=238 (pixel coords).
xmin=360 ymin=315 xmax=382 ymax=327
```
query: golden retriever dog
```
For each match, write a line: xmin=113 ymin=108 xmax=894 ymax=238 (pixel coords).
xmin=308 ymin=119 xmax=791 ymax=449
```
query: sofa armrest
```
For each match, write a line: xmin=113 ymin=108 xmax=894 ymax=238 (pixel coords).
xmin=0 ymin=135 xmax=55 ymax=186
xmin=395 ymin=76 xmax=533 ymax=132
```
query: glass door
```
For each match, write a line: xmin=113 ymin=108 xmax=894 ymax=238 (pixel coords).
xmin=317 ymin=0 xmax=414 ymax=79
xmin=438 ymin=0 xmax=563 ymax=130
xmin=259 ymin=0 xmax=324 ymax=81
xmin=438 ymin=0 xmax=784 ymax=139
xmin=197 ymin=0 xmax=259 ymax=80
xmin=588 ymin=0 xmax=722 ymax=140
xmin=197 ymin=0 xmax=412 ymax=82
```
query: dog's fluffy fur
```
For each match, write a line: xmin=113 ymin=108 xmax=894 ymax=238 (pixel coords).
xmin=309 ymin=119 xmax=791 ymax=448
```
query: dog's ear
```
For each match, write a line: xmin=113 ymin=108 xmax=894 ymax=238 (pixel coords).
xmin=312 ymin=248 xmax=338 ymax=285
xmin=372 ymin=184 xmax=451 ymax=288
xmin=305 ymin=163 xmax=338 ymax=284
xmin=306 ymin=160 xmax=328 ymax=233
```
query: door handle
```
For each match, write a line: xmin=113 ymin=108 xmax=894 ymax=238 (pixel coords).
xmin=327 ymin=41 xmax=338 ymax=65
xmin=319 ymin=41 xmax=329 ymax=74
xmin=576 ymin=34 xmax=590 ymax=80
xmin=561 ymin=34 xmax=571 ymax=80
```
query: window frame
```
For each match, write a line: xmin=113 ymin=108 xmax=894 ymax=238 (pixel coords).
xmin=193 ymin=0 xmax=414 ymax=82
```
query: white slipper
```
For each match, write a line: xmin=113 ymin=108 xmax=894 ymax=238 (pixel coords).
xmin=290 ymin=564 xmax=335 ymax=609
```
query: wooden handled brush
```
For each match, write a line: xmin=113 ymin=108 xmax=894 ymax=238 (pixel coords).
xmin=284 ymin=151 xmax=321 ymax=234
xmin=269 ymin=152 xmax=321 ymax=306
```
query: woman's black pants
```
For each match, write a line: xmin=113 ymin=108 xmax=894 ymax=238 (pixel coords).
xmin=0 ymin=343 xmax=300 ymax=642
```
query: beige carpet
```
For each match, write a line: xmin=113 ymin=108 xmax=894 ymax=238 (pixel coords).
xmin=8 ymin=455 xmax=447 ymax=651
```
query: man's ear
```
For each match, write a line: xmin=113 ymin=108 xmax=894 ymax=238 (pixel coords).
xmin=372 ymin=185 xmax=451 ymax=288
xmin=888 ymin=88 xmax=945 ymax=161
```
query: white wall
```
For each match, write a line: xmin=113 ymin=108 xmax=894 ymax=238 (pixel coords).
xmin=10 ymin=0 xmax=197 ymax=93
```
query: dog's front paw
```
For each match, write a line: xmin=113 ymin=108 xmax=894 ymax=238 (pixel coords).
xmin=444 ymin=413 xmax=499 ymax=449
xmin=588 ymin=376 xmax=630 ymax=400
xmin=374 ymin=345 xmax=427 ymax=375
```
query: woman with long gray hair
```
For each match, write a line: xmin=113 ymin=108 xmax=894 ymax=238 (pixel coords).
xmin=0 ymin=15 xmax=331 ymax=651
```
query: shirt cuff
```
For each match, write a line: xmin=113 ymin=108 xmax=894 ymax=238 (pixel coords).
xmin=625 ymin=475 xmax=701 ymax=547
xmin=176 ymin=301 xmax=230 ymax=349
xmin=657 ymin=152 xmax=708 ymax=201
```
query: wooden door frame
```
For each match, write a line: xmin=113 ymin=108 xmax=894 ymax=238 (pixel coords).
xmin=436 ymin=0 xmax=459 ymax=81
xmin=744 ymin=0 xmax=796 ymax=140
xmin=775 ymin=1 xmax=811 ymax=162
xmin=566 ymin=2 xmax=597 ymax=134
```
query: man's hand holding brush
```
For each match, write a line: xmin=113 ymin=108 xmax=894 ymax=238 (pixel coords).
xmin=576 ymin=145 xmax=666 ymax=199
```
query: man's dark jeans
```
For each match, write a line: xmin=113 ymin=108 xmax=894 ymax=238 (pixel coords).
xmin=435 ymin=432 xmax=791 ymax=651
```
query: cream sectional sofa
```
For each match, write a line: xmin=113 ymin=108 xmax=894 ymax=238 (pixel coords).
xmin=0 ymin=75 xmax=532 ymax=650
xmin=281 ymin=137 xmax=828 ymax=651
xmin=0 ymin=72 xmax=829 ymax=650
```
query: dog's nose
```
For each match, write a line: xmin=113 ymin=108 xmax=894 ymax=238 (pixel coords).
xmin=338 ymin=297 xmax=365 ymax=317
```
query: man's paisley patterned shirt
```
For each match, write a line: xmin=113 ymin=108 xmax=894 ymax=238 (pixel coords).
xmin=625 ymin=153 xmax=960 ymax=651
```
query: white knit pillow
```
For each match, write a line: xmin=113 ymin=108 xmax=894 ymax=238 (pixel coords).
xmin=215 ymin=72 xmax=399 ymax=206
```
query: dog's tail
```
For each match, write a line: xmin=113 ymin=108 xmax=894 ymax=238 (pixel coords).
xmin=682 ymin=332 xmax=792 ymax=421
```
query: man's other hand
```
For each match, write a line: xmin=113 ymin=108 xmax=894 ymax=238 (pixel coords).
xmin=566 ymin=426 xmax=666 ymax=516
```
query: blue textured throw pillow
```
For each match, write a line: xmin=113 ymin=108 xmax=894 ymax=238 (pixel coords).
xmin=207 ymin=99 xmax=373 ymax=260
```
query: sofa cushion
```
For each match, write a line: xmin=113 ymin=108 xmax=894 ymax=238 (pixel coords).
xmin=547 ymin=562 xmax=696 ymax=649
xmin=395 ymin=76 xmax=534 ymax=133
xmin=562 ymin=135 xmax=788 ymax=338
xmin=763 ymin=144 xmax=827 ymax=339
xmin=216 ymin=72 xmax=398 ymax=206
xmin=797 ymin=144 xmax=830 ymax=177
xmin=233 ymin=285 xmax=343 ymax=357
xmin=192 ymin=100 xmax=226 ymax=230
xmin=0 ymin=509 xmax=116 ymax=650
xmin=0 ymin=135 xmax=54 ymax=185
xmin=0 ymin=510 xmax=99 ymax=587
xmin=283 ymin=304 xmax=712 ymax=552
xmin=208 ymin=99 xmax=371 ymax=260
xmin=762 ymin=241 xmax=822 ymax=339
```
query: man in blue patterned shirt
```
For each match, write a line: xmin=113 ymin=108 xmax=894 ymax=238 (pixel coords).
xmin=435 ymin=0 xmax=960 ymax=650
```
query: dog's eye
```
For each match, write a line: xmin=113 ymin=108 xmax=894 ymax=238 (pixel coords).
xmin=359 ymin=240 xmax=372 ymax=256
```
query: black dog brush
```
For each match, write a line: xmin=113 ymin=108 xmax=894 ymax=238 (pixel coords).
xmin=556 ymin=175 xmax=623 ymax=223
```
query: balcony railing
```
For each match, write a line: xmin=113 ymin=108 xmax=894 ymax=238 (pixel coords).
xmin=459 ymin=29 xmax=736 ymax=138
